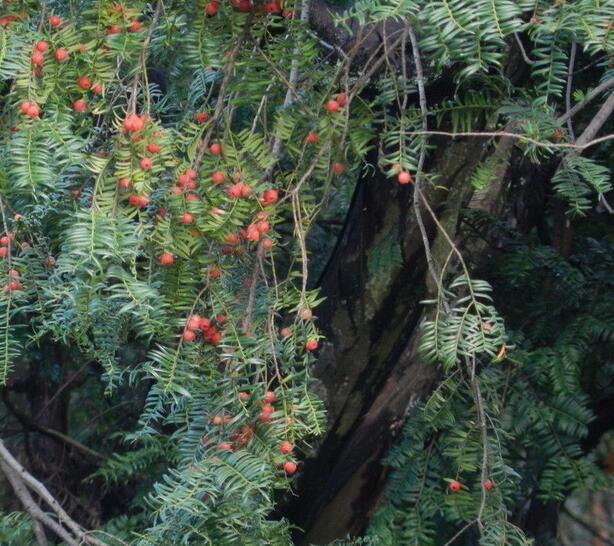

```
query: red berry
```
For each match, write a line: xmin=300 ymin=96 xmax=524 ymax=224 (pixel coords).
xmin=49 ymin=15 xmax=62 ymax=28
xmin=182 ymin=329 xmax=196 ymax=342
xmin=306 ymin=132 xmax=319 ymax=145
xmin=483 ymin=479 xmax=494 ymax=491
xmin=186 ymin=193 xmax=199 ymax=202
xmin=140 ymin=158 xmax=153 ymax=171
xmin=280 ymin=327 xmax=291 ymax=338
xmin=7 ymin=280 xmax=22 ymax=292
xmin=73 ymin=99 xmax=87 ymax=113
xmin=199 ymin=317 xmax=211 ymax=330
xmin=20 ymin=102 xmax=32 ymax=114
xmin=211 ymin=171 xmax=225 ymax=184
xmin=209 ymin=143 xmax=222 ymax=156
xmin=36 ymin=41 xmax=49 ymax=52
xmin=397 ymin=171 xmax=412 ymax=185
xmin=284 ymin=461 xmax=297 ymax=475
xmin=0 ymin=236 xmax=10 ymax=247
xmin=448 ymin=480 xmax=462 ymax=493
xmin=336 ymin=93 xmax=348 ymax=107
xmin=128 ymin=194 xmax=149 ymax=207
xmin=282 ymin=9 xmax=293 ymax=18
xmin=147 ymin=143 xmax=161 ymax=154
xmin=260 ymin=189 xmax=278 ymax=206
xmin=227 ymin=184 xmax=242 ymax=199
xmin=91 ymin=83 xmax=103 ymax=94
xmin=118 ymin=178 xmax=132 ymax=190
xmin=128 ymin=20 xmax=142 ymax=32
xmin=263 ymin=391 xmax=276 ymax=404
xmin=279 ymin=441 xmax=293 ymax=455
xmin=124 ymin=113 xmax=144 ymax=133
xmin=217 ymin=443 xmax=232 ymax=451
xmin=179 ymin=213 xmax=193 ymax=224
xmin=206 ymin=1 xmax=220 ymax=15
xmin=262 ymin=238 xmax=273 ymax=250
xmin=159 ymin=252 xmax=174 ymax=266
xmin=54 ymin=48 xmax=69 ymax=62
xmin=194 ymin=112 xmax=209 ymax=124
xmin=186 ymin=169 xmax=197 ymax=180
xmin=333 ymin=162 xmax=345 ymax=174
xmin=264 ymin=1 xmax=280 ymax=13
xmin=186 ymin=315 xmax=202 ymax=330
xmin=215 ymin=314 xmax=226 ymax=324
xmin=77 ymin=76 xmax=91 ymax=90
xmin=209 ymin=267 xmax=221 ymax=279
xmin=305 ymin=339 xmax=319 ymax=352
xmin=0 ymin=248 xmax=7 ymax=259
xmin=25 ymin=104 xmax=40 ymax=118
xmin=238 ymin=391 xmax=250 ymax=401
xmin=301 ymin=308 xmax=313 ymax=321
xmin=106 ymin=26 xmax=122 ymax=35
xmin=31 ymin=51 xmax=44 ymax=66
xmin=325 ymin=99 xmax=340 ymax=113
xmin=8 ymin=269 xmax=19 ymax=278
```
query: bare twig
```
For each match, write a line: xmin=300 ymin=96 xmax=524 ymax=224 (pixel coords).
xmin=557 ymin=78 xmax=614 ymax=124
xmin=513 ymin=32 xmax=535 ymax=65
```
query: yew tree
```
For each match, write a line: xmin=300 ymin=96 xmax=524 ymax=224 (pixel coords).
xmin=0 ymin=0 xmax=613 ymax=545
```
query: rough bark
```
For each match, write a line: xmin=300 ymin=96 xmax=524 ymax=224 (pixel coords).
xmin=283 ymin=132 xmax=515 ymax=543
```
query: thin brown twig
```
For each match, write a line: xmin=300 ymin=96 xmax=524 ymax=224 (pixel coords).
xmin=565 ymin=42 xmax=577 ymax=140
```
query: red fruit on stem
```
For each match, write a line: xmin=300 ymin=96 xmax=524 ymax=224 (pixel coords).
xmin=78 ymin=76 xmax=91 ymax=89
xmin=227 ymin=184 xmax=242 ymax=199
xmin=279 ymin=441 xmax=293 ymax=455
xmin=25 ymin=104 xmax=40 ymax=118
xmin=199 ymin=318 xmax=211 ymax=330
xmin=0 ymin=248 xmax=7 ymax=259
xmin=206 ymin=1 xmax=220 ymax=15
xmin=301 ymin=308 xmax=313 ymax=321
xmin=36 ymin=41 xmax=49 ymax=52
xmin=336 ymin=93 xmax=348 ymax=107
xmin=284 ymin=461 xmax=297 ymax=475
xmin=0 ymin=236 xmax=10 ymax=247
xmin=325 ymin=99 xmax=340 ymax=113
xmin=263 ymin=391 xmax=277 ymax=404
xmin=91 ymin=83 xmax=103 ymax=94
xmin=186 ymin=193 xmax=199 ymax=202
xmin=209 ymin=143 xmax=222 ymax=156
xmin=333 ymin=162 xmax=345 ymax=174
xmin=209 ymin=267 xmax=221 ymax=279
xmin=106 ymin=26 xmax=122 ymax=35
xmin=124 ymin=113 xmax=144 ymax=133
xmin=128 ymin=194 xmax=149 ymax=207
xmin=306 ymin=132 xmax=319 ymax=145
xmin=218 ymin=443 xmax=232 ymax=451
xmin=7 ymin=280 xmax=22 ymax=292
xmin=280 ymin=327 xmax=291 ymax=337
xmin=186 ymin=169 xmax=197 ymax=180
xmin=238 ymin=391 xmax=250 ymax=401
xmin=128 ymin=20 xmax=142 ymax=32
xmin=260 ymin=189 xmax=278 ymax=206
xmin=264 ymin=2 xmax=280 ymax=13
xmin=215 ymin=314 xmax=226 ymax=324
xmin=186 ymin=315 xmax=202 ymax=330
xmin=448 ymin=480 xmax=462 ymax=493
xmin=54 ymin=48 xmax=69 ymax=62
xmin=262 ymin=238 xmax=273 ymax=250
xmin=49 ymin=15 xmax=62 ymax=28
xmin=397 ymin=171 xmax=412 ymax=185
xmin=159 ymin=252 xmax=174 ymax=266
xmin=140 ymin=158 xmax=153 ymax=171
xmin=147 ymin=143 xmax=161 ymax=154
xmin=182 ymin=329 xmax=196 ymax=342
xmin=179 ymin=213 xmax=193 ymax=224
xmin=211 ymin=171 xmax=226 ymax=184
xmin=305 ymin=339 xmax=319 ymax=352
xmin=73 ymin=99 xmax=87 ymax=113
xmin=118 ymin=178 xmax=132 ymax=190
xmin=31 ymin=51 xmax=44 ymax=66
xmin=20 ymin=102 xmax=32 ymax=114
xmin=194 ymin=112 xmax=209 ymax=123
xmin=483 ymin=479 xmax=494 ymax=491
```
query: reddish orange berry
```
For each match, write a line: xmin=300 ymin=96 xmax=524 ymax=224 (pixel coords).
xmin=159 ymin=252 xmax=174 ymax=266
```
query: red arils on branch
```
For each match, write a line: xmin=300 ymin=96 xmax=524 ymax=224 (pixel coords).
xmin=448 ymin=480 xmax=462 ymax=493
xmin=124 ymin=113 xmax=145 ymax=133
xmin=194 ymin=112 xmax=209 ymax=124
xmin=336 ymin=93 xmax=348 ymax=107
xmin=128 ymin=194 xmax=149 ymax=208
xmin=147 ymin=143 xmax=161 ymax=154
xmin=209 ymin=143 xmax=222 ymax=156
xmin=283 ymin=461 xmax=297 ymax=475
xmin=77 ymin=76 xmax=91 ymax=90
xmin=306 ymin=132 xmax=319 ymax=145
xmin=159 ymin=252 xmax=174 ymax=266
xmin=205 ymin=1 xmax=220 ymax=15
xmin=397 ymin=171 xmax=412 ymax=185
xmin=49 ymin=15 xmax=62 ymax=28
xmin=483 ymin=479 xmax=494 ymax=491
xmin=333 ymin=162 xmax=345 ymax=174
xmin=305 ymin=339 xmax=319 ymax=352
xmin=31 ymin=51 xmax=44 ymax=66
xmin=35 ymin=41 xmax=49 ymax=52
xmin=260 ymin=189 xmax=278 ymax=206
xmin=182 ymin=329 xmax=196 ymax=342
xmin=54 ymin=48 xmax=70 ymax=62
xmin=211 ymin=171 xmax=226 ymax=184
xmin=179 ymin=213 xmax=194 ymax=224
xmin=128 ymin=20 xmax=142 ymax=32
xmin=140 ymin=157 xmax=153 ymax=171
xmin=279 ymin=441 xmax=293 ymax=455
xmin=325 ymin=99 xmax=340 ymax=113
xmin=263 ymin=391 xmax=277 ymax=404
xmin=73 ymin=99 xmax=87 ymax=113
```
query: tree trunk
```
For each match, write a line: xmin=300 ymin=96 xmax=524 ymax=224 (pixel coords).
xmin=284 ymin=133 xmax=515 ymax=543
